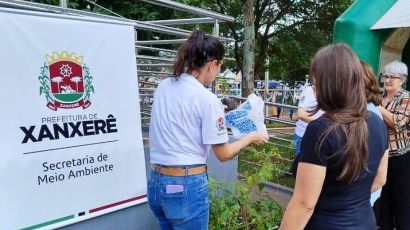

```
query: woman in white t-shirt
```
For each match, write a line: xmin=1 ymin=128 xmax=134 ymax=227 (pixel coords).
xmin=291 ymin=85 xmax=324 ymax=176
xmin=294 ymin=85 xmax=324 ymax=155
xmin=147 ymin=30 xmax=269 ymax=229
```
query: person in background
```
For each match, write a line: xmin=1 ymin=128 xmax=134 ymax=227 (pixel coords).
xmin=275 ymin=86 xmax=284 ymax=118
xmin=221 ymin=97 xmax=237 ymax=112
xmin=285 ymin=92 xmax=296 ymax=120
xmin=361 ymin=61 xmax=383 ymax=119
xmin=293 ymin=84 xmax=324 ymax=155
xmin=360 ymin=60 xmax=384 ymax=208
xmin=290 ymin=82 xmax=324 ymax=176
xmin=280 ymin=44 xmax=388 ymax=229
xmin=288 ymin=108 xmax=294 ymax=120
xmin=378 ymin=60 xmax=410 ymax=230
xmin=147 ymin=30 xmax=269 ymax=230
xmin=271 ymin=92 xmax=278 ymax=117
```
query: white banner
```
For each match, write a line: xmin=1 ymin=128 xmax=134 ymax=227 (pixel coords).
xmin=0 ymin=9 xmax=146 ymax=230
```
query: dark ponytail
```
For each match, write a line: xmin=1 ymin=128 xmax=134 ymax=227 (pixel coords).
xmin=173 ymin=30 xmax=225 ymax=76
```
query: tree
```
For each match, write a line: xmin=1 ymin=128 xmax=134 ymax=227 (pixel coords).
xmin=29 ymin=0 xmax=353 ymax=86
xmin=70 ymin=76 xmax=82 ymax=91
xmin=181 ymin=0 xmax=353 ymax=82
xmin=267 ymin=0 xmax=353 ymax=85
xmin=27 ymin=0 xmax=88 ymax=10
xmin=29 ymin=0 xmax=176 ymax=43
xmin=242 ymin=0 xmax=255 ymax=97
xmin=51 ymin=76 xmax=63 ymax=93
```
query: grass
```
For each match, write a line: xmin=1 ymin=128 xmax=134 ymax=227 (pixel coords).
xmin=266 ymin=121 xmax=292 ymax=128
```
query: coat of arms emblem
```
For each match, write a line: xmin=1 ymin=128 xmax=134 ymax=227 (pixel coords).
xmin=39 ymin=51 xmax=94 ymax=110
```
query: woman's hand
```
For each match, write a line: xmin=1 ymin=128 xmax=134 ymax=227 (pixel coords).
xmin=250 ymin=132 xmax=269 ymax=145
xmin=378 ymin=105 xmax=396 ymax=129
xmin=212 ymin=132 xmax=269 ymax=162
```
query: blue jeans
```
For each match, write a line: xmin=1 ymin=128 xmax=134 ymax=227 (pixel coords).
xmin=294 ymin=134 xmax=302 ymax=155
xmin=148 ymin=170 xmax=209 ymax=230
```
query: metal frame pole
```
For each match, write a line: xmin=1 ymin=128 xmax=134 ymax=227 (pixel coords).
xmin=59 ymin=0 xmax=67 ymax=8
xmin=146 ymin=17 xmax=216 ymax=26
xmin=213 ymin=19 xmax=219 ymax=36
xmin=139 ymin=0 xmax=234 ymax=22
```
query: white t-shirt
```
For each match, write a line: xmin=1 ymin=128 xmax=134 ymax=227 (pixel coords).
xmin=149 ymin=73 xmax=229 ymax=165
xmin=295 ymin=86 xmax=324 ymax=137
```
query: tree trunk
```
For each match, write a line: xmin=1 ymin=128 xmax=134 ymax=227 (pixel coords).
xmin=242 ymin=0 xmax=255 ymax=97
xmin=254 ymin=36 xmax=269 ymax=80
xmin=234 ymin=40 xmax=243 ymax=73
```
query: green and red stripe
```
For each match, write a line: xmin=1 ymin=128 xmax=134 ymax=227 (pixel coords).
xmin=21 ymin=195 xmax=146 ymax=230
xmin=20 ymin=215 xmax=75 ymax=230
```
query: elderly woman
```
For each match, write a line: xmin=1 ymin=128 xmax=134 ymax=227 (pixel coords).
xmin=378 ymin=61 xmax=410 ymax=230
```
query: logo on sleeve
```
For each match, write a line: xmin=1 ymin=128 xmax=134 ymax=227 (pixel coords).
xmin=216 ymin=116 xmax=226 ymax=131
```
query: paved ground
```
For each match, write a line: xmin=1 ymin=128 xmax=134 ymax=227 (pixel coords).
xmin=262 ymin=185 xmax=292 ymax=208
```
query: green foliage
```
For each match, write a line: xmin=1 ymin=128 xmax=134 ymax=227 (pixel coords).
xmin=27 ymin=0 xmax=178 ymax=54
xmin=83 ymin=64 xmax=94 ymax=101
xmin=180 ymin=0 xmax=353 ymax=82
xmin=38 ymin=63 xmax=53 ymax=102
xmin=87 ymin=1 xmax=178 ymax=46
xmin=27 ymin=0 xmax=354 ymax=93
xmin=28 ymin=0 xmax=87 ymax=9
xmin=28 ymin=0 xmax=353 ymax=83
xmin=240 ymin=138 xmax=295 ymax=188
xmin=215 ymin=72 xmax=232 ymax=95
xmin=209 ymin=145 xmax=284 ymax=229
xmin=28 ymin=0 xmax=353 ymax=80
xmin=29 ymin=0 xmax=59 ymax=6
xmin=267 ymin=0 xmax=352 ymax=83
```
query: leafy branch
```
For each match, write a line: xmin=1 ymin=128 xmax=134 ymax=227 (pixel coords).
xmin=38 ymin=63 xmax=53 ymax=102
xmin=83 ymin=64 xmax=95 ymax=101
xmin=209 ymin=145 xmax=284 ymax=229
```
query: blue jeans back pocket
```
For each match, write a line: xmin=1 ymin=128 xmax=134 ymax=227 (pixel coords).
xmin=162 ymin=189 xmax=189 ymax=222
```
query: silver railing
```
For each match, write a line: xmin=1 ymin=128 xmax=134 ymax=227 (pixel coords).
xmin=4 ymin=0 xmax=296 ymax=189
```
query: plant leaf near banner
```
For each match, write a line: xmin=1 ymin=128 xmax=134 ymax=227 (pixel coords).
xmin=82 ymin=64 xmax=94 ymax=101
xmin=39 ymin=63 xmax=53 ymax=102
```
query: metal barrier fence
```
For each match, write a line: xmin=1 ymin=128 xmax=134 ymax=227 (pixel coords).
xmin=139 ymin=89 xmax=298 ymax=188
xmin=228 ymin=96 xmax=296 ymax=185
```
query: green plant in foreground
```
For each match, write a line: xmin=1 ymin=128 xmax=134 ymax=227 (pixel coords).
xmin=209 ymin=146 xmax=284 ymax=229
xmin=240 ymin=141 xmax=296 ymax=188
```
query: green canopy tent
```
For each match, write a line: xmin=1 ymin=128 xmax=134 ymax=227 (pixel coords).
xmin=334 ymin=0 xmax=410 ymax=89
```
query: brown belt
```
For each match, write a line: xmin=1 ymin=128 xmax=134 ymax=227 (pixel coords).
xmin=151 ymin=164 xmax=206 ymax=176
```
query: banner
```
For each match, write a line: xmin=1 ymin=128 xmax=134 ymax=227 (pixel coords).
xmin=0 ymin=9 xmax=146 ymax=229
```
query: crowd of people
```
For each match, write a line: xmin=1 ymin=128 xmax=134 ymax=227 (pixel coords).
xmin=147 ymin=29 xmax=410 ymax=230
xmin=288 ymin=48 xmax=409 ymax=229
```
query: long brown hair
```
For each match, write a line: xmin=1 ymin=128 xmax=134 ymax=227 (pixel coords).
xmin=360 ymin=60 xmax=382 ymax=106
xmin=311 ymin=44 xmax=368 ymax=182
xmin=173 ymin=30 xmax=225 ymax=77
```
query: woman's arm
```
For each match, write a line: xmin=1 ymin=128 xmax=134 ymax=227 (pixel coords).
xmin=378 ymin=106 xmax=396 ymax=129
xmin=280 ymin=162 xmax=326 ymax=230
xmin=212 ymin=132 xmax=269 ymax=162
xmin=379 ymin=96 xmax=410 ymax=130
xmin=371 ymin=150 xmax=388 ymax=192
xmin=296 ymin=108 xmax=316 ymax=123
